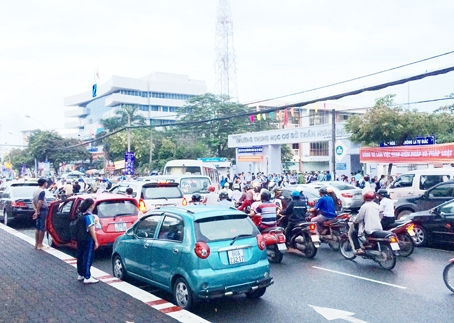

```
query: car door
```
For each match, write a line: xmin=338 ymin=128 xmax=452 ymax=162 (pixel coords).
xmin=149 ymin=213 xmax=185 ymax=288
xmin=418 ymin=183 xmax=454 ymax=211
xmin=122 ymin=212 xmax=163 ymax=279
xmin=430 ymin=202 xmax=454 ymax=244
xmin=47 ymin=199 xmax=76 ymax=244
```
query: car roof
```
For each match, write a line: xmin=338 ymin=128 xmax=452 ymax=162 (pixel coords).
xmin=67 ymin=193 xmax=137 ymax=202
xmin=150 ymin=205 xmax=245 ymax=221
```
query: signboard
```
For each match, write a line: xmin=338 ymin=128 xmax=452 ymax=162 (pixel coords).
xmin=197 ymin=157 xmax=228 ymax=162
xmin=88 ymin=147 xmax=98 ymax=153
xmin=380 ymin=135 xmax=435 ymax=147
xmin=335 ymin=140 xmax=347 ymax=161
xmin=238 ymin=155 xmax=264 ymax=162
xmin=237 ymin=147 xmax=263 ymax=153
xmin=360 ymin=143 xmax=454 ymax=163
xmin=124 ymin=152 xmax=135 ymax=175
xmin=228 ymin=123 xmax=348 ymax=148
xmin=336 ymin=163 xmax=347 ymax=170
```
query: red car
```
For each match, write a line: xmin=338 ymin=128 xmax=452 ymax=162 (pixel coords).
xmin=46 ymin=193 xmax=140 ymax=248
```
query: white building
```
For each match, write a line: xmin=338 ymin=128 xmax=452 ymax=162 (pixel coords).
xmin=63 ymin=72 xmax=207 ymax=138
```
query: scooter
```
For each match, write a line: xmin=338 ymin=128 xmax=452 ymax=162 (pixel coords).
xmin=443 ymin=258 xmax=454 ymax=293
xmin=383 ymin=220 xmax=416 ymax=257
xmin=339 ymin=221 xmax=400 ymax=270
xmin=287 ymin=221 xmax=320 ymax=258
xmin=251 ymin=214 xmax=287 ymax=263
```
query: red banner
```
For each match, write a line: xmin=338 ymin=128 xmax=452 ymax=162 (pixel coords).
xmin=360 ymin=143 xmax=454 ymax=163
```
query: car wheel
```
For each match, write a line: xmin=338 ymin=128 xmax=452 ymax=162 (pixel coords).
xmin=397 ymin=209 xmax=413 ymax=219
xmin=173 ymin=277 xmax=194 ymax=310
xmin=46 ymin=233 xmax=57 ymax=248
xmin=245 ymin=287 xmax=266 ymax=299
xmin=112 ymin=254 xmax=127 ymax=280
xmin=413 ymin=225 xmax=428 ymax=247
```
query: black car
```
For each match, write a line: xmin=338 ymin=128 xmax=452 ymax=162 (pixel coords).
xmin=0 ymin=186 xmax=54 ymax=225
xmin=400 ymin=199 xmax=454 ymax=247
xmin=395 ymin=180 xmax=454 ymax=219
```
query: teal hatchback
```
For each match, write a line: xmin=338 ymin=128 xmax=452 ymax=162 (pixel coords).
xmin=112 ymin=205 xmax=273 ymax=310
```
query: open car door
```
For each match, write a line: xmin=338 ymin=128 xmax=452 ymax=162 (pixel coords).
xmin=46 ymin=199 xmax=76 ymax=246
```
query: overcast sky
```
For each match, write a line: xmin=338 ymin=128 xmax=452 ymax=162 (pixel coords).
xmin=1 ymin=0 xmax=454 ymax=149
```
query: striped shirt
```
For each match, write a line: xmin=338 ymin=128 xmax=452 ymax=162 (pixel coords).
xmin=256 ymin=202 xmax=277 ymax=225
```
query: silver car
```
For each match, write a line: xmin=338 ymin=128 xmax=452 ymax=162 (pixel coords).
xmin=302 ymin=181 xmax=363 ymax=210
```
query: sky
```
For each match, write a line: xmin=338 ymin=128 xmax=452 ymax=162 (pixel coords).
xmin=1 ymin=0 xmax=454 ymax=150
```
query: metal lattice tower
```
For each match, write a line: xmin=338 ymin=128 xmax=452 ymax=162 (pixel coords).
xmin=214 ymin=0 xmax=238 ymax=102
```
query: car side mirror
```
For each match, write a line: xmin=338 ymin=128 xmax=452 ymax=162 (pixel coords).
xmin=431 ymin=207 xmax=439 ymax=215
xmin=126 ymin=228 xmax=134 ymax=236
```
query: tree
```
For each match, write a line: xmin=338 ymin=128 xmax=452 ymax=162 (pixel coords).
xmin=8 ymin=148 xmax=34 ymax=171
xmin=115 ymin=105 xmax=147 ymax=126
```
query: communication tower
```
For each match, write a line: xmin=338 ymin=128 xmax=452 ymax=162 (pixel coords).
xmin=214 ymin=0 xmax=238 ymax=101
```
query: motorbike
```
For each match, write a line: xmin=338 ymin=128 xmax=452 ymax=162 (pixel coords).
xmin=383 ymin=220 xmax=416 ymax=257
xmin=251 ymin=214 xmax=287 ymax=263
xmin=339 ymin=221 xmax=400 ymax=270
xmin=443 ymin=258 xmax=454 ymax=293
xmin=307 ymin=210 xmax=350 ymax=251
xmin=286 ymin=221 xmax=320 ymax=258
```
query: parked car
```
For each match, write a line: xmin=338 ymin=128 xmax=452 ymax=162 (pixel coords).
xmin=0 ymin=179 xmax=38 ymax=196
xmin=394 ymin=180 xmax=454 ymax=219
xmin=112 ymin=205 xmax=273 ymax=310
xmin=0 ymin=186 xmax=54 ymax=225
xmin=109 ymin=180 xmax=186 ymax=212
xmin=46 ymin=193 xmax=140 ymax=248
xmin=303 ymin=181 xmax=363 ymax=210
xmin=400 ymin=199 xmax=454 ymax=247
xmin=281 ymin=185 xmax=320 ymax=210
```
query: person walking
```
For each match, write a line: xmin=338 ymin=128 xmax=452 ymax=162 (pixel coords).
xmin=32 ymin=178 xmax=48 ymax=250
xmin=76 ymin=198 xmax=100 ymax=284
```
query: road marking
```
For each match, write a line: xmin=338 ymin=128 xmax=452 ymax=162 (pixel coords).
xmin=309 ymin=305 xmax=368 ymax=322
xmin=312 ymin=266 xmax=407 ymax=289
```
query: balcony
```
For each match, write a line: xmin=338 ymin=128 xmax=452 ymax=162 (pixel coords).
xmin=65 ymin=119 xmax=86 ymax=129
xmin=65 ymin=108 xmax=90 ymax=118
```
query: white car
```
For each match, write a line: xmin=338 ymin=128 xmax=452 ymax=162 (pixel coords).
xmin=301 ymin=181 xmax=363 ymax=210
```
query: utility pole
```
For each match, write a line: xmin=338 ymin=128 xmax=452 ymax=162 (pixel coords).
xmin=331 ymin=109 xmax=336 ymax=181
xmin=214 ymin=0 xmax=238 ymax=102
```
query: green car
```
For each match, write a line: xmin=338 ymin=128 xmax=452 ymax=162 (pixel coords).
xmin=112 ymin=205 xmax=273 ymax=310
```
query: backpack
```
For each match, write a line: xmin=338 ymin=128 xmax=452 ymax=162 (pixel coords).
xmin=69 ymin=213 xmax=89 ymax=243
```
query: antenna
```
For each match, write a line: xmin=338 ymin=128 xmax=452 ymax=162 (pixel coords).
xmin=214 ymin=0 xmax=238 ymax=102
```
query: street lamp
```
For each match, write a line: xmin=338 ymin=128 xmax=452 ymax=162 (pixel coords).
xmin=25 ymin=115 xmax=48 ymax=130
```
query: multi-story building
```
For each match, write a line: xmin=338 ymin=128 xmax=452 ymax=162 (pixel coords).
xmin=63 ymin=72 xmax=207 ymax=137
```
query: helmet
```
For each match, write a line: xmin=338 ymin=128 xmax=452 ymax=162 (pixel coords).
xmin=291 ymin=190 xmax=300 ymax=197
xmin=208 ymin=185 xmax=216 ymax=192
xmin=224 ymin=182 xmax=230 ymax=188
xmin=363 ymin=191 xmax=376 ymax=201
xmin=219 ymin=191 xmax=229 ymax=199
xmin=191 ymin=193 xmax=202 ymax=202
xmin=319 ymin=187 xmax=328 ymax=195
xmin=377 ymin=189 xmax=389 ymax=197
xmin=260 ymin=189 xmax=271 ymax=201
xmin=327 ymin=187 xmax=334 ymax=193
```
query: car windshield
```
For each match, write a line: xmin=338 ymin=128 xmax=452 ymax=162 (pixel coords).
xmin=194 ymin=213 xmax=259 ymax=242
xmin=10 ymin=187 xmax=53 ymax=199
xmin=142 ymin=186 xmax=183 ymax=199
xmin=94 ymin=200 xmax=139 ymax=218
xmin=179 ymin=177 xmax=211 ymax=194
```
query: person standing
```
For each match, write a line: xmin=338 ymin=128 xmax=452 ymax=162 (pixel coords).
xmin=32 ymin=178 xmax=48 ymax=250
xmin=377 ymin=189 xmax=395 ymax=229
xmin=76 ymin=198 xmax=100 ymax=284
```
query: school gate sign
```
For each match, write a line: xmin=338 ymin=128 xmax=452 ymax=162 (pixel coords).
xmin=228 ymin=123 xmax=350 ymax=174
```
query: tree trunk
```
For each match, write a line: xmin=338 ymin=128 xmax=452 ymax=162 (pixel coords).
xmin=387 ymin=163 xmax=393 ymax=186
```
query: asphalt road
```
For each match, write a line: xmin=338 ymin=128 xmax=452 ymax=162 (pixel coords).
xmin=17 ymin=225 xmax=454 ymax=323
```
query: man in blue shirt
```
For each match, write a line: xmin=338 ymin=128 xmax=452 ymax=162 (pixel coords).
xmin=310 ymin=187 xmax=337 ymax=233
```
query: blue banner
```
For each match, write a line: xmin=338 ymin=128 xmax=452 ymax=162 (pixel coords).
xmin=380 ymin=136 xmax=435 ymax=147
xmin=237 ymin=146 xmax=263 ymax=153
xmin=124 ymin=151 xmax=135 ymax=175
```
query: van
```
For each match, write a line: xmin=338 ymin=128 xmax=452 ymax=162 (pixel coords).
xmin=387 ymin=168 xmax=454 ymax=200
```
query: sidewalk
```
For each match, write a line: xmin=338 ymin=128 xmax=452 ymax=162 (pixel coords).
xmin=0 ymin=224 xmax=210 ymax=323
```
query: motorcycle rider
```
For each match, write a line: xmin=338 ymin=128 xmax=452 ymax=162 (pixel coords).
xmin=252 ymin=189 xmax=278 ymax=231
xmin=237 ymin=184 xmax=254 ymax=211
xmin=377 ymin=189 xmax=395 ymax=229
xmin=202 ymin=185 xmax=218 ymax=205
xmin=191 ymin=193 xmax=202 ymax=205
xmin=279 ymin=190 xmax=308 ymax=244
xmin=310 ymin=187 xmax=337 ymax=233
xmin=349 ymin=191 xmax=383 ymax=255
xmin=218 ymin=191 xmax=234 ymax=207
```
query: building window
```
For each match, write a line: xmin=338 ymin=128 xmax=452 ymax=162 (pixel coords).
xmin=292 ymin=143 xmax=299 ymax=149
xmin=309 ymin=110 xmax=329 ymax=126
xmin=310 ymin=141 xmax=328 ymax=156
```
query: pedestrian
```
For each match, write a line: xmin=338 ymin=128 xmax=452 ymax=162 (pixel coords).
xmin=32 ymin=178 xmax=48 ymax=250
xmin=76 ymin=198 xmax=100 ymax=284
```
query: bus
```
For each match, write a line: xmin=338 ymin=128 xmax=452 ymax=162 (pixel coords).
xmin=163 ymin=160 xmax=220 ymax=189
xmin=210 ymin=160 xmax=233 ymax=179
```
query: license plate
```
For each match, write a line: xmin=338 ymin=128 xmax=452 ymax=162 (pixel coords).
xmin=277 ymin=243 xmax=287 ymax=251
xmin=115 ymin=222 xmax=127 ymax=232
xmin=311 ymin=234 xmax=320 ymax=243
xmin=390 ymin=242 xmax=400 ymax=251
xmin=407 ymin=229 xmax=415 ymax=237
xmin=227 ymin=249 xmax=245 ymax=264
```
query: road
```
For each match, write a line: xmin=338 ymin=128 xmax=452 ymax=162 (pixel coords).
xmin=17 ymin=226 xmax=454 ymax=323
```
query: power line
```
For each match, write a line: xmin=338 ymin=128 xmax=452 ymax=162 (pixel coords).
xmin=53 ymin=65 xmax=454 ymax=151
xmin=245 ymin=50 xmax=454 ymax=106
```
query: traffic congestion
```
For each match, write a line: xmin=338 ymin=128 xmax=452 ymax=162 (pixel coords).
xmin=2 ymin=164 xmax=454 ymax=321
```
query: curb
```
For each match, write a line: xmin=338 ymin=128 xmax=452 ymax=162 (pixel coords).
xmin=0 ymin=223 xmax=210 ymax=323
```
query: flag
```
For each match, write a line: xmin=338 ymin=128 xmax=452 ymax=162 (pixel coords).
xmin=284 ymin=109 xmax=288 ymax=126
xmin=290 ymin=107 xmax=295 ymax=117
xmin=257 ymin=113 xmax=261 ymax=121
xmin=250 ymin=115 xmax=254 ymax=123
xmin=262 ymin=113 xmax=266 ymax=120
xmin=270 ymin=112 xmax=274 ymax=119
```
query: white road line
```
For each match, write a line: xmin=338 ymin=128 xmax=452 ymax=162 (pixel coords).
xmin=312 ymin=266 xmax=407 ymax=289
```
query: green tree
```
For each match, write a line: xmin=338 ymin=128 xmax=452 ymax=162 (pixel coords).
xmin=116 ymin=105 xmax=147 ymax=126
xmin=8 ymin=148 xmax=34 ymax=171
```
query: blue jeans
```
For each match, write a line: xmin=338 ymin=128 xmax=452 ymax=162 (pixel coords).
xmin=35 ymin=209 xmax=48 ymax=231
